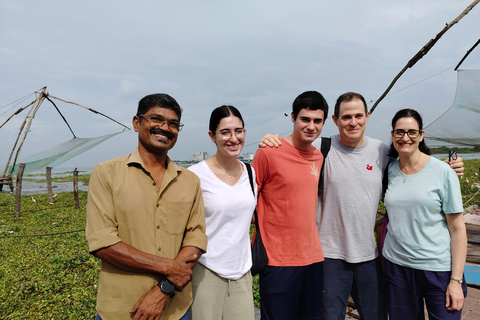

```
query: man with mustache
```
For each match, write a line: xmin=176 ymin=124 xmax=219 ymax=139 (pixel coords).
xmin=86 ymin=93 xmax=207 ymax=320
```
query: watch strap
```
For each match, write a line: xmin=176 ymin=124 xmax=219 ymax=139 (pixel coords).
xmin=157 ymin=279 xmax=175 ymax=298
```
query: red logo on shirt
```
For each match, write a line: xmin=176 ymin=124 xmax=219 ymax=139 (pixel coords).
xmin=366 ymin=164 xmax=373 ymax=170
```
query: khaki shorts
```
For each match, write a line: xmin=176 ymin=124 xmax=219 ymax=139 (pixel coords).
xmin=190 ymin=263 xmax=255 ymax=320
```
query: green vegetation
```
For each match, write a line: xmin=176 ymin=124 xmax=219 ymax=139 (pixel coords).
xmin=0 ymin=191 xmax=97 ymax=319
xmin=1 ymin=159 xmax=478 ymax=318
xmin=430 ymin=145 xmax=480 ymax=154
xmin=458 ymin=159 xmax=480 ymax=206
xmin=22 ymin=171 xmax=90 ymax=184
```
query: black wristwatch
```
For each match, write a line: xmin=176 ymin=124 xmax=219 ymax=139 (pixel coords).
xmin=158 ymin=279 xmax=175 ymax=298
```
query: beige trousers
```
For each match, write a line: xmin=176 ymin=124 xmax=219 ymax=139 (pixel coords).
xmin=190 ymin=263 xmax=255 ymax=320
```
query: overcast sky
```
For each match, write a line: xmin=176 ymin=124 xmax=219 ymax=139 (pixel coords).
xmin=1 ymin=0 xmax=479 ymax=169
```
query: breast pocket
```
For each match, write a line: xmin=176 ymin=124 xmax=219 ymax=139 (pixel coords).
xmin=165 ymin=201 xmax=193 ymax=235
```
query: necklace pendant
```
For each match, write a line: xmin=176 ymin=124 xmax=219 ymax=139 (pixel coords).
xmin=403 ymin=178 xmax=406 ymax=183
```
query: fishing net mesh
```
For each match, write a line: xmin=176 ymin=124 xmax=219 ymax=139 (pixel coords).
xmin=10 ymin=131 xmax=123 ymax=174
xmin=424 ymin=69 xmax=480 ymax=147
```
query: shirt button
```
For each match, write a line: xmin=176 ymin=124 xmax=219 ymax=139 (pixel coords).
xmin=157 ymin=225 xmax=160 ymax=229
xmin=156 ymin=204 xmax=160 ymax=207
xmin=153 ymin=182 xmax=156 ymax=186
xmin=158 ymin=247 xmax=162 ymax=252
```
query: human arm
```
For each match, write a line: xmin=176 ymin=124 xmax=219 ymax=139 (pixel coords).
xmin=445 ymin=156 xmax=464 ymax=177
xmin=130 ymin=285 xmax=168 ymax=320
xmin=128 ymin=182 xmax=206 ymax=319
xmin=445 ymin=212 xmax=467 ymax=311
xmin=258 ymin=133 xmax=282 ymax=148
xmin=93 ymin=242 xmax=197 ymax=290
xmin=129 ymin=246 xmax=203 ymax=320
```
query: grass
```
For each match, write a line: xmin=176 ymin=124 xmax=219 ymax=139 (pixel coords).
xmin=1 ymin=159 xmax=478 ymax=318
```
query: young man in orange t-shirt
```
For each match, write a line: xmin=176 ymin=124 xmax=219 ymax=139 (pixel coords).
xmin=252 ymin=91 xmax=328 ymax=320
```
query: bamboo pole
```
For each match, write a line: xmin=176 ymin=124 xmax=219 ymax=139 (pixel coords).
xmin=14 ymin=163 xmax=26 ymax=218
xmin=46 ymin=167 xmax=53 ymax=205
xmin=455 ymin=39 xmax=480 ymax=71
xmin=4 ymin=88 xmax=48 ymax=178
xmin=45 ymin=95 xmax=77 ymax=138
xmin=370 ymin=0 xmax=480 ymax=113
xmin=0 ymin=99 xmax=36 ymax=129
xmin=2 ymin=100 xmax=36 ymax=177
xmin=48 ymin=94 xmax=131 ymax=131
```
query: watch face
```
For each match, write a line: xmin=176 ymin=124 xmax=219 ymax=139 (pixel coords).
xmin=161 ymin=280 xmax=175 ymax=293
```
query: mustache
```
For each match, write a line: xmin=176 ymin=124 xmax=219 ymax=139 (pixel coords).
xmin=150 ymin=128 xmax=175 ymax=140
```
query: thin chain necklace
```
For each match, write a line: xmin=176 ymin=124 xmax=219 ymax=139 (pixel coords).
xmin=215 ymin=157 xmax=238 ymax=179
xmin=400 ymin=152 xmax=422 ymax=183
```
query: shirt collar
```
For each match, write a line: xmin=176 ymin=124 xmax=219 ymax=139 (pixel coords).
xmin=127 ymin=148 xmax=181 ymax=176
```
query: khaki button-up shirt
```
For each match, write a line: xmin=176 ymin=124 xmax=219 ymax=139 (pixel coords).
xmin=86 ymin=149 xmax=207 ymax=320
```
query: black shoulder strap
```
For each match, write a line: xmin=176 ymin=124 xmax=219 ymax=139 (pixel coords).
xmin=381 ymin=159 xmax=395 ymax=201
xmin=245 ymin=162 xmax=255 ymax=196
xmin=318 ymin=137 xmax=331 ymax=198
xmin=245 ymin=162 xmax=261 ymax=230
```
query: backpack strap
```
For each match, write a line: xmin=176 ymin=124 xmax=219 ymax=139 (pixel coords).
xmin=318 ymin=137 xmax=331 ymax=198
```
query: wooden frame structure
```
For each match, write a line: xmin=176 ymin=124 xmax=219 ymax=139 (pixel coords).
xmin=0 ymin=87 xmax=130 ymax=191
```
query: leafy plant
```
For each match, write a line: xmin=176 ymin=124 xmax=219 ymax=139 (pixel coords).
xmin=1 ymin=159 xmax=479 ymax=318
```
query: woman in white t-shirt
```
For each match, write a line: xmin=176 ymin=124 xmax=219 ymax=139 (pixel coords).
xmin=383 ymin=108 xmax=467 ymax=320
xmin=188 ymin=105 xmax=256 ymax=320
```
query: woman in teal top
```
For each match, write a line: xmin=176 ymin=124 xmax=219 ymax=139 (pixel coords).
xmin=383 ymin=108 xmax=467 ymax=320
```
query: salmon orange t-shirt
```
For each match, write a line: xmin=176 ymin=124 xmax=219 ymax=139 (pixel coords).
xmin=252 ymin=138 xmax=324 ymax=267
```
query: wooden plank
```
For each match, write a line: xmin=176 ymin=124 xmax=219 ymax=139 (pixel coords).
xmin=465 ymin=263 xmax=480 ymax=287
xmin=467 ymin=223 xmax=480 ymax=264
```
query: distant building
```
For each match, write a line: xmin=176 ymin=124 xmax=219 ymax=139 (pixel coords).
xmin=192 ymin=151 xmax=209 ymax=162
xmin=240 ymin=152 xmax=254 ymax=163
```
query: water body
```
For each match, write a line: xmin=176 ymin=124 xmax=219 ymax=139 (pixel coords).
xmin=433 ymin=153 xmax=480 ymax=160
xmin=0 ymin=167 xmax=92 ymax=195
xmin=2 ymin=154 xmax=478 ymax=196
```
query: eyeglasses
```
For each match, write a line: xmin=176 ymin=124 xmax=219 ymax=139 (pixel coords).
xmin=215 ymin=128 xmax=246 ymax=140
xmin=393 ymin=129 xmax=422 ymax=139
xmin=139 ymin=114 xmax=184 ymax=132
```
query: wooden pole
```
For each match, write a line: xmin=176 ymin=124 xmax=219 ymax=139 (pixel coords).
xmin=73 ymin=168 xmax=79 ymax=209
xmin=48 ymin=94 xmax=131 ymax=131
xmin=370 ymin=0 xmax=480 ymax=113
xmin=6 ymin=89 xmax=47 ymax=178
xmin=46 ymin=167 xmax=53 ymax=205
xmin=14 ymin=163 xmax=26 ymax=218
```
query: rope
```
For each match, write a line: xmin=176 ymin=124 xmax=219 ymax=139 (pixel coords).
xmin=368 ymin=66 xmax=453 ymax=104
xmin=0 ymin=90 xmax=37 ymax=111
xmin=464 ymin=187 xmax=480 ymax=206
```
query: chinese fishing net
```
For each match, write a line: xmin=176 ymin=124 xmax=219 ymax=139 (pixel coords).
xmin=10 ymin=131 xmax=123 ymax=174
xmin=423 ymin=69 xmax=480 ymax=148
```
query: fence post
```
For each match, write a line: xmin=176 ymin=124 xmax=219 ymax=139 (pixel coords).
xmin=14 ymin=163 xmax=26 ymax=218
xmin=46 ymin=167 xmax=54 ymax=205
xmin=73 ymin=168 xmax=79 ymax=209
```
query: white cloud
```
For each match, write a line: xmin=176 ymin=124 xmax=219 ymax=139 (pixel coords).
xmin=0 ymin=0 xmax=479 ymax=165
xmin=118 ymin=79 xmax=141 ymax=95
